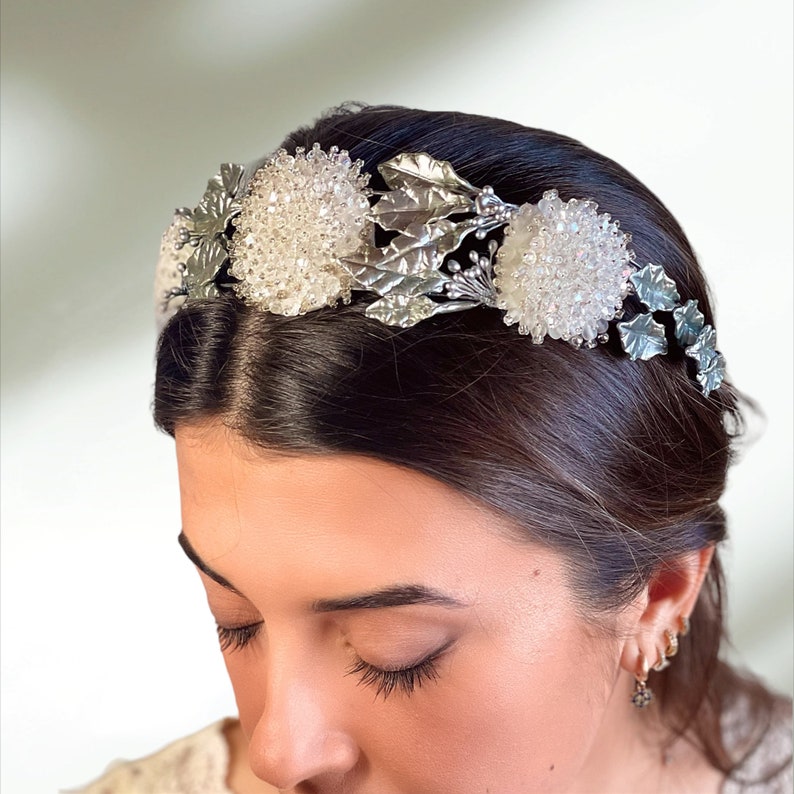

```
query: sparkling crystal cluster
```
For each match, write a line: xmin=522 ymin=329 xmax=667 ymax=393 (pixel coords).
xmin=494 ymin=190 xmax=634 ymax=345
xmin=229 ymin=145 xmax=371 ymax=315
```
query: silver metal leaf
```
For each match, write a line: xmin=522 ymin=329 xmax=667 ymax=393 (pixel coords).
xmin=190 ymin=163 xmax=244 ymax=239
xmin=427 ymin=299 xmax=482 ymax=315
xmin=378 ymin=152 xmax=475 ymax=194
xmin=397 ymin=220 xmax=435 ymax=242
xmin=344 ymin=262 xmax=448 ymax=298
xmin=673 ymin=299 xmax=705 ymax=346
xmin=185 ymin=239 xmax=228 ymax=297
xmin=187 ymin=278 xmax=220 ymax=300
xmin=630 ymin=264 xmax=681 ymax=311
xmin=192 ymin=189 xmax=237 ymax=238
xmin=372 ymin=238 xmax=437 ymax=274
xmin=217 ymin=162 xmax=245 ymax=194
xmin=696 ymin=352 xmax=725 ymax=396
xmin=352 ymin=223 xmax=442 ymax=275
xmin=431 ymin=217 xmax=482 ymax=258
xmin=685 ymin=325 xmax=717 ymax=369
xmin=371 ymin=186 xmax=473 ymax=231
xmin=388 ymin=272 xmax=449 ymax=298
xmin=364 ymin=294 xmax=438 ymax=328
xmin=617 ymin=313 xmax=668 ymax=360
xmin=344 ymin=263 xmax=407 ymax=295
xmin=367 ymin=218 xmax=484 ymax=276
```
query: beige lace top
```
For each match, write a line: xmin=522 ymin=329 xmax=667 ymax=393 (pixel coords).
xmin=66 ymin=719 xmax=235 ymax=794
xmin=68 ymin=702 xmax=793 ymax=794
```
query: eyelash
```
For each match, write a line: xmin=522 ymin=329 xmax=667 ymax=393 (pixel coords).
xmin=346 ymin=650 xmax=442 ymax=699
xmin=216 ymin=622 xmax=263 ymax=652
xmin=215 ymin=622 xmax=446 ymax=698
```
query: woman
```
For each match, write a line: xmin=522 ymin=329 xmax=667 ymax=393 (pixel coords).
xmin=77 ymin=105 xmax=791 ymax=793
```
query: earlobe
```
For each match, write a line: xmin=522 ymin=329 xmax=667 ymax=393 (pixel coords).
xmin=619 ymin=545 xmax=714 ymax=678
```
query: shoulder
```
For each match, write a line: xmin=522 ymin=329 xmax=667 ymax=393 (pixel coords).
xmin=64 ymin=719 xmax=235 ymax=794
xmin=722 ymin=695 xmax=793 ymax=794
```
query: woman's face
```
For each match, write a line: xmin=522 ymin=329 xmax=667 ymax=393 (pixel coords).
xmin=175 ymin=423 xmax=639 ymax=794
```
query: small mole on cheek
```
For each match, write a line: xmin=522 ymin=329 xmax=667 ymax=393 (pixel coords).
xmin=549 ymin=763 xmax=555 ymax=771
xmin=533 ymin=569 xmax=541 ymax=577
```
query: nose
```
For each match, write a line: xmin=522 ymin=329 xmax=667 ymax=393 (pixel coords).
xmin=247 ymin=646 xmax=360 ymax=789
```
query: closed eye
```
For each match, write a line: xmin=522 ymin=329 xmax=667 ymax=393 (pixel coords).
xmin=345 ymin=639 xmax=454 ymax=699
xmin=215 ymin=620 xmax=455 ymax=699
xmin=216 ymin=621 xmax=263 ymax=652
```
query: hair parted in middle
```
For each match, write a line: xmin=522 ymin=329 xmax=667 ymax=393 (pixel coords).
xmin=154 ymin=103 xmax=768 ymax=777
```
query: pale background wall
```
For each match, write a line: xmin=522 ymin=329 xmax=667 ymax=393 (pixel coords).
xmin=1 ymin=1 xmax=791 ymax=791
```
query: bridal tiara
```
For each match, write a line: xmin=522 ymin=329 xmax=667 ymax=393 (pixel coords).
xmin=155 ymin=144 xmax=726 ymax=396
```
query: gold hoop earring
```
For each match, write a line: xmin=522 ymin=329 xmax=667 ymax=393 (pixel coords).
xmin=664 ymin=629 xmax=679 ymax=658
xmin=631 ymin=653 xmax=653 ymax=708
xmin=652 ymin=648 xmax=670 ymax=672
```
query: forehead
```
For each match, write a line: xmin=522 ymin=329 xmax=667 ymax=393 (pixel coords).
xmin=176 ymin=423 xmax=486 ymax=555
xmin=174 ymin=423 xmax=560 ymax=609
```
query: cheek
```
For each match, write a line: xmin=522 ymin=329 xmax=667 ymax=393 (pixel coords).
xmin=218 ymin=604 xmax=620 ymax=792
xmin=222 ymin=627 xmax=620 ymax=793
xmin=350 ymin=632 xmax=619 ymax=793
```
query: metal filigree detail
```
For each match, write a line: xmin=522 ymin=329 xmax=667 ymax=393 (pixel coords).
xmin=631 ymin=264 xmax=680 ymax=311
xmin=617 ymin=313 xmax=668 ymax=360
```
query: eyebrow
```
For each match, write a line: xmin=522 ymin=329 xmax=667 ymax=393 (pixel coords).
xmin=312 ymin=584 xmax=468 ymax=613
xmin=178 ymin=531 xmax=244 ymax=596
xmin=178 ymin=532 xmax=467 ymax=612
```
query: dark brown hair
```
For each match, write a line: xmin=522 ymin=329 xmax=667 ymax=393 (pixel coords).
xmin=154 ymin=104 xmax=782 ymax=780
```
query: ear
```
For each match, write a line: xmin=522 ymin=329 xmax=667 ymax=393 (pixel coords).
xmin=619 ymin=546 xmax=714 ymax=677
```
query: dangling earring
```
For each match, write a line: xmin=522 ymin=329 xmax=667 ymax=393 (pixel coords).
xmin=631 ymin=653 xmax=653 ymax=708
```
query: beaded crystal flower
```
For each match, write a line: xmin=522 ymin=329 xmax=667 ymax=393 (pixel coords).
xmin=229 ymin=145 xmax=371 ymax=315
xmin=156 ymin=147 xmax=726 ymax=395
xmin=154 ymin=211 xmax=193 ymax=330
xmin=494 ymin=191 xmax=634 ymax=345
